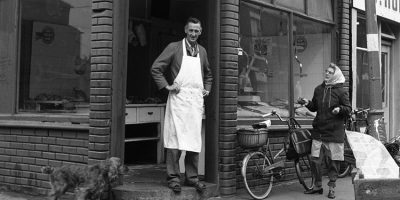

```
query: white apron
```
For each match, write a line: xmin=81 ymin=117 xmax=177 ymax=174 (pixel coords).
xmin=163 ymin=39 xmax=204 ymax=153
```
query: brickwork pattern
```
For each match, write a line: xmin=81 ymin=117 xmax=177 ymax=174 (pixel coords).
xmin=90 ymin=0 xmax=113 ymax=164
xmin=219 ymin=0 xmax=239 ymax=196
xmin=0 ymin=128 xmax=88 ymax=195
xmin=337 ymin=0 xmax=351 ymax=92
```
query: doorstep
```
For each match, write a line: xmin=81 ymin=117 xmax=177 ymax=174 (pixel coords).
xmin=113 ymin=164 xmax=218 ymax=200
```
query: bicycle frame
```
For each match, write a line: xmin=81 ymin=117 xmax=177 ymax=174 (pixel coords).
xmin=257 ymin=111 xmax=305 ymax=173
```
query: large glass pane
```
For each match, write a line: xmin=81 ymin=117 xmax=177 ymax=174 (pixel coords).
xmin=356 ymin=49 xmax=369 ymax=109
xmin=293 ymin=16 xmax=333 ymax=117
xmin=357 ymin=17 xmax=367 ymax=48
xmin=275 ymin=0 xmax=305 ymax=13
xmin=238 ymin=2 xmax=290 ymax=118
xmin=19 ymin=0 xmax=91 ymax=114
xmin=307 ymin=0 xmax=333 ymax=21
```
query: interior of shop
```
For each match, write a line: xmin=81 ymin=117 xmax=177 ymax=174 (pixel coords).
xmin=125 ymin=0 xmax=208 ymax=165
xmin=19 ymin=0 xmax=91 ymax=113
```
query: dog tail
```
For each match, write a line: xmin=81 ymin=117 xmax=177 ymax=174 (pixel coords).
xmin=41 ymin=166 xmax=54 ymax=174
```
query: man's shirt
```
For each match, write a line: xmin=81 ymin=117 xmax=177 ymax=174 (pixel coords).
xmin=185 ymin=39 xmax=199 ymax=57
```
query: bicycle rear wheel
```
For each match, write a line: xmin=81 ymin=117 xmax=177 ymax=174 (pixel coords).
xmin=295 ymin=155 xmax=314 ymax=191
xmin=242 ymin=151 xmax=274 ymax=199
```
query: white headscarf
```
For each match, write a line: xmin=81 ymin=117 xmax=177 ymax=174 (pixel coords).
xmin=325 ymin=64 xmax=345 ymax=85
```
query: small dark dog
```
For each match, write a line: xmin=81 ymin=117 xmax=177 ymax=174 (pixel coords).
xmin=41 ymin=157 xmax=128 ymax=200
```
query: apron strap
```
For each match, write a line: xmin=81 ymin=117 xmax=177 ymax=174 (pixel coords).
xmin=182 ymin=39 xmax=187 ymax=57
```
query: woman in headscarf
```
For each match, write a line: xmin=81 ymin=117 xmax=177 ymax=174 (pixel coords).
xmin=298 ymin=63 xmax=352 ymax=199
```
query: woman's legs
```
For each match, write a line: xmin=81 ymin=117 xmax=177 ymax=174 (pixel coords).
xmin=310 ymin=148 xmax=324 ymax=189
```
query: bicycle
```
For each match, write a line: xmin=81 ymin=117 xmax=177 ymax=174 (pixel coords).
xmin=238 ymin=110 xmax=313 ymax=199
xmin=338 ymin=108 xmax=370 ymax=178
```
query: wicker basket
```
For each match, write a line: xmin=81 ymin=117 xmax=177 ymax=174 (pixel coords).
xmin=237 ymin=128 xmax=268 ymax=148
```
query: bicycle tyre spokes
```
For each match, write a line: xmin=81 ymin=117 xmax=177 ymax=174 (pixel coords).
xmin=295 ymin=155 xmax=314 ymax=191
xmin=242 ymin=152 xmax=274 ymax=199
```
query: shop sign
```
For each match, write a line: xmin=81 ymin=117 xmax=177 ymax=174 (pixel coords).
xmin=354 ymin=0 xmax=400 ymax=23
xmin=295 ymin=35 xmax=307 ymax=53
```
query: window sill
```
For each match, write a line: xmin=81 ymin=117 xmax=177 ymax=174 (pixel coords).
xmin=238 ymin=117 xmax=313 ymax=130
xmin=0 ymin=113 xmax=89 ymax=130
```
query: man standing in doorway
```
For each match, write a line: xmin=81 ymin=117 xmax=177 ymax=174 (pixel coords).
xmin=151 ymin=17 xmax=213 ymax=193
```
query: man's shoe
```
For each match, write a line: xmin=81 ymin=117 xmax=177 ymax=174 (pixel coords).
xmin=168 ymin=182 xmax=182 ymax=193
xmin=328 ymin=190 xmax=335 ymax=199
xmin=186 ymin=181 xmax=206 ymax=193
xmin=304 ymin=187 xmax=323 ymax=194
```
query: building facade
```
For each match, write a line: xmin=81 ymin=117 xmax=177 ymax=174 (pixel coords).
xmin=0 ymin=0 xmax=356 ymax=197
xmin=352 ymin=0 xmax=400 ymax=141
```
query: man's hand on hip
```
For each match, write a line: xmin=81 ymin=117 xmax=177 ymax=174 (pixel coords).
xmin=166 ymin=82 xmax=181 ymax=93
xmin=202 ymin=89 xmax=210 ymax=97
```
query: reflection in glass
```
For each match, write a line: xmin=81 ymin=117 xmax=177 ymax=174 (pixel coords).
xmin=19 ymin=0 xmax=91 ymax=114
xmin=293 ymin=16 xmax=332 ymax=117
xmin=238 ymin=3 xmax=290 ymax=117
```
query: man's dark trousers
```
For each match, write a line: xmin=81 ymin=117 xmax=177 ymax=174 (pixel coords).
xmin=166 ymin=148 xmax=199 ymax=184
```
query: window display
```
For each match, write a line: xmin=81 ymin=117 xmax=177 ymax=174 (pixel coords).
xmin=238 ymin=2 xmax=333 ymax=119
xmin=238 ymin=3 xmax=290 ymax=118
xmin=19 ymin=0 xmax=91 ymax=113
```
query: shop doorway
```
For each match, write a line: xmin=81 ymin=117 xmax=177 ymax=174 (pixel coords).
xmin=124 ymin=0 xmax=209 ymax=173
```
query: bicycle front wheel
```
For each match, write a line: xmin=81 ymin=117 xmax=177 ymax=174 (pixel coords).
xmin=295 ymin=155 xmax=314 ymax=191
xmin=242 ymin=151 xmax=274 ymax=199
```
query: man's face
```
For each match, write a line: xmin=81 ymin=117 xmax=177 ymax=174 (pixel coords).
xmin=185 ymin=22 xmax=202 ymax=44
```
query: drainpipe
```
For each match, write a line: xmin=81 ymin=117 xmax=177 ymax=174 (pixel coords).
xmin=365 ymin=0 xmax=384 ymax=141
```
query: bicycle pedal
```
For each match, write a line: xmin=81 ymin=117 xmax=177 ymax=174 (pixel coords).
xmin=273 ymin=170 xmax=284 ymax=179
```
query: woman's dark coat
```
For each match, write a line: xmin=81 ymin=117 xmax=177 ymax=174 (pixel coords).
xmin=306 ymin=82 xmax=352 ymax=143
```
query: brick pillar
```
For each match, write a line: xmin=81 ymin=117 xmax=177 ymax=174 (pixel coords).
xmin=89 ymin=0 xmax=113 ymax=164
xmin=219 ymin=0 xmax=239 ymax=196
xmin=337 ymin=0 xmax=351 ymax=93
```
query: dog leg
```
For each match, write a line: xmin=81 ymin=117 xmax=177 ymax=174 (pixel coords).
xmin=48 ymin=182 xmax=69 ymax=200
xmin=75 ymin=188 xmax=90 ymax=200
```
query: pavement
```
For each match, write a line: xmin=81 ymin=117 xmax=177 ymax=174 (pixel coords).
xmin=209 ymin=176 xmax=354 ymax=200
xmin=0 ymin=176 xmax=354 ymax=200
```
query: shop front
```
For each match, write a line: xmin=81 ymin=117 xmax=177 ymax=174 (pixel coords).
xmin=352 ymin=0 xmax=400 ymax=141
xmin=0 ymin=0 xmax=352 ymax=197
xmin=0 ymin=0 xmax=220 ymax=196
xmin=228 ymin=0 xmax=349 ymax=194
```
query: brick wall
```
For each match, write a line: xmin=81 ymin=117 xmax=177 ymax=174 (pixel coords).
xmin=337 ymin=0 xmax=351 ymax=93
xmin=90 ymin=0 xmax=113 ymax=164
xmin=0 ymin=127 xmax=88 ymax=195
xmin=219 ymin=0 xmax=240 ymax=196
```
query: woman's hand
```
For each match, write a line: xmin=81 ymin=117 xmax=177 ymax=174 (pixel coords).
xmin=297 ymin=97 xmax=309 ymax=106
xmin=332 ymin=107 xmax=340 ymax=115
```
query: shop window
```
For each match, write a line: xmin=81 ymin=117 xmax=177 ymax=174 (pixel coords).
xmin=357 ymin=17 xmax=367 ymax=49
xmin=355 ymin=16 xmax=369 ymax=109
xmin=238 ymin=3 xmax=290 ymax=118
xmin=307 ymin=0 xmax=333 ymax=21
xmin=19 ymin=0 xmax=91 ymax=114
xmin=356 ymin=49 xmax=369 ymax=109
xmin=293 ymin=15 xmax=332 ymax=117
xmin=238 ymin=2 xmax=333 ymax=119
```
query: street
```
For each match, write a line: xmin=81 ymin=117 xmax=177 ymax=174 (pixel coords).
xmin=209 ymin=176 xmax=354 ymax=200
